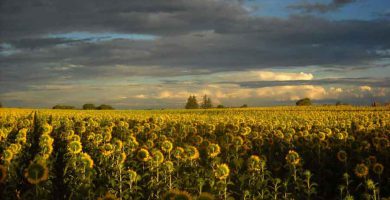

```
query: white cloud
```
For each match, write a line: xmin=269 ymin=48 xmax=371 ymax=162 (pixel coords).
xmin=214 ymin=70 xmax=314 ymax=82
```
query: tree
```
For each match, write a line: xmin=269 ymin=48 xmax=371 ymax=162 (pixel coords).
xmin=97 ymin=104 xmax=114 ymax=110
xmin=52 ymin=104 xmax=75 ymax=109
xmin=296 ymin=98 xmax=312 ymax=106
xmin=217 ymin=104 xmax=225 ymax=108
xmin=0 ymin=102 xmax=2 ymax=108
xmin=240 ymin=104 xmax=248 ymax=108
xmin=201 ymin=95 xmax=213 ymax=109
xmin=185 ymin=95 xmax=199 ymax=109
xmin=83 ymin=103 xmax=96 ymax=110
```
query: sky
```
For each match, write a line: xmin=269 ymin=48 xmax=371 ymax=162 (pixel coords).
xmin=0 ymin=0 xmax=390 ymax=109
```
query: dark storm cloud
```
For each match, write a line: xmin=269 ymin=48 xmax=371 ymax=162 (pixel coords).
xmin=235 ymin=77 xmax=390 ymax=88
xmin=0 ymin=0 xmax=247 ymax=39
xmin=288 ymin=0 xmax=357 ymax=13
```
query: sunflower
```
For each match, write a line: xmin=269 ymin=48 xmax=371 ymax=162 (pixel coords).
xmin=197 ymin=192 xmax=215 ymax=200
xmin=127 ymin=169 xmax=138 ymax=183
xmin=97 ymin=192 xmax=118 ymax=200
xmin=233 ymin=136 xmax=244 ymax=147
xmin=247 ymin=155 xmax=265 ymax=171
xmin=68 ymin=141 xmax=83 ymax=154
xmin=0 ymin=165 xmax=7 ymax=183
xmin=24 ymin=161 xmax=49 ymax=184
xmin=2 ymin=149 xmax=13 ymax=162
xmin=214 ymin=164 xmax=230 ymax=180
xmin=337 ymin=150 xmax=347 ymax=162
xmin=185 ymin=146 xmax=199 ymax=160
xmin=285 ymin=150 xmax=300 ymax=166
xmin=162 ymin=161 xmax=174 ymax=173
xmin=137 ymin=148 xmax=150 ymax=162
xmin=318 ymin=132 xmax=326 ymax=141
xmin=115 ymin=152 xmax=127 ymax=164
xmin=354 ymin=163 xmax=369 ymax=178
xmin=41 ymin=123 xmax=53 ymax=134
xmin=113 ymin=139 xmax=123 ymax=151
xmin=172 ymin=147 xmax=185 ymax=160
xmin=161 ymin=140 xmax=173 ymax=153
xmin=373 ymin=163 xmax=384 ymax=175
xmin=80 ymin=153 xmax=94 ymax=169
xmin=162 ymin=190 xmax=192 ymax=200
xmin=101 ymin=143 xmax=114 ymax=156
xmin=152 ymin=150 xmax=164 ymax=165
xmin=240 ymin=126 xmax=251 ymax=136
xmin=206 ymin=143 xmax=220 ymax=158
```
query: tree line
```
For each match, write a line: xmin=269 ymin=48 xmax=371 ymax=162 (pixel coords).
xmin=52 ymin=103 xmax=114 ymax=110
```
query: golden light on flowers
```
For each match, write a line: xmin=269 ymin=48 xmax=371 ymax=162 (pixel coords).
xmin=41 ymin=123 xmax=53 ymax=134
xmin=161 ymin=140 xmax=173 ymax=153
xmin=214 ymin=164 xmax=230 ymax=180
xmin=185 ymin=145 xmax=199 ymax=160
xmin=354 ymin=163 xmax=369 ymax=178
xmin=152 ymin=150 xmax=164 ymax=165
xmin=80 ymin=153 xmax=94 ymax=169
xmin=373 ymin=163 xmax=384 ymax=175
xmin=137 ymin=148 xmax=150 ymax=162
xmin=101 ymin=143 xmax=114 ymax=156
xmin=172 ymin=147 xmax=184 ymax=160
xmin=2 ymin=149 xmax=13 ymax=162
xmin=337 ymin=150 xmax=347 ymax=162
xmin=24 ymin=161 xmax=49 ymax=184
xmin=285 ymin=150 xmax=300 ymax=166
xmin=207 ymin=143 xmax=221 ymax=158
xmin=0 ymin=165 xmax=7 ymax=183
xmin=68 ymin=141 xmax=83 ymax=154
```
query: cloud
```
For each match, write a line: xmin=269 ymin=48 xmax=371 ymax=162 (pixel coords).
xmin=289 ymin=0 xmax=357 ymax=13
xmin=214 ymin=71 xmax=314 ymax=82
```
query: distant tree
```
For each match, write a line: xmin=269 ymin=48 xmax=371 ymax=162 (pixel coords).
xmin=201 ymin=95 xmax=213 ymax=109
xmin=371 ymin=101 xmax=380 ymax=107
xmin=0 ymin=102 xmax=2 ymax=108
xmin=97 ymin=104 xmax=114 ymax=110
xmin=296 ymin=98 xmax=312 ymax=106
xmin=240 ymin=104 xmax=248 ymax=108
xmin=185 ymin=95 xmax=199 ymax=109
xmin=53 ymin=105 xmax=75 ymax=109
xmin=217 ymin=104 xmax=225 ymax=108
xmin=83 ymin=103 xmax=96 ymax=110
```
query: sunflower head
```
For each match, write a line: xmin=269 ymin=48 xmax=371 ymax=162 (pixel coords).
xmin=101 ymin=143 xmax=114 ymax=156
xmin=152 ymin=150 xmax=164 ymax=165
xmin=137 ymin=148 xmax=150 ymax=162
xmin=214 ymin=164 xmax=230 ymax=180
xmin=337 ymin=150 xmax=347 ymax=162
xmin=373 ymin=163 xmax=384 ymax=175
xmin=113 ymin=139 xmax=123 ymax=151
xmin=0 ymin=165 xmax=7 ymax=183
xmin=162 ymin=190 xmax=193 ymax=200
xmin=127 ymin=169 xmax=138 ymax=183
xmin=68 ymin=141 xmax=83 ymax=154
xmin=247 ymin=155 xmax=265 ymax=171
xmin=162 ymin=161 xmax=174 ymax=173
xmin=185 ymin=146 xmax=199 ymax=160
xmin=115 ymin=152 xmax=127 ymax=164
xmin=206 ymin=143 xmax=221 ymax=158
xmin=285 ymin=150 xmax=300 ymax=166
xmin=24 ymin=161 xmax=49 ymax=184
xmin=2 ymin=149 xmax=13 ymax=162
xmin=41 ymin=123 xmax=53 ymax=134
xmin=80 ymin=153 xmax=94 ymax=169
xmin=172 ymin=147 xmax=185 ymax=160
xmin=354 ymin=163 xmax=369 ymax=178
xmin=98 ymin=192 xmax=118 ymax=200
xmin=161 ymin=140 xmax=173 ymax=153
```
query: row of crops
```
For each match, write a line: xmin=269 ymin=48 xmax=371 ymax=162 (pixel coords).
xmin=0 ymin=107 xmax=389 ymax=199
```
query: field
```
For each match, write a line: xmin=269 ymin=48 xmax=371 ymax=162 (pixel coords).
xmin=0 ymin=107 xmax=389 ymax=200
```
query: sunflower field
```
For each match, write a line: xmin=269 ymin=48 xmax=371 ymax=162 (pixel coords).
xmin=0 ymin=106 xmax=389 ymax=200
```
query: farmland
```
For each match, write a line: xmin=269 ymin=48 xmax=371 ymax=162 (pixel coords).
xmin=0 ymin=106 xmax=389 ymax=199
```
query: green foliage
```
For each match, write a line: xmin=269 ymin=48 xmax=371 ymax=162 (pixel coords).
xmin=97 ymin=104 xmax=114 ymax=110
xmin=82 ymin=103 xmax=96 ymax=110
xmin=296 ymin=98 xmax=312 ymax=106
xmin=185 ymin=95 xmax=199 ymax=109
xmin=52 ymin=104 xmax=75 ymax=109
xmin=240 ymin=104 xmax=248 ymax=108
xmin=216 ymin=104 xmax=225 ymax=108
